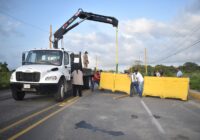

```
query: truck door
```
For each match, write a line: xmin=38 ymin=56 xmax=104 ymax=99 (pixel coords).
xmin=64 ymin=52 xmax=71 ymax=80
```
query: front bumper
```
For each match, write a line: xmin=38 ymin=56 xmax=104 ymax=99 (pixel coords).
xmin=10 ymin=83 xmax=59 ymax=94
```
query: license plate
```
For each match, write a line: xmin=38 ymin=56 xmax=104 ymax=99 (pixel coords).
xmin=23 ymin=84 xmax=31 ymax=89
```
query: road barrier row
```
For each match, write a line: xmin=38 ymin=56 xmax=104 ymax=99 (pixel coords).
xmin=99 ymin=73 xmax=189 ymax=100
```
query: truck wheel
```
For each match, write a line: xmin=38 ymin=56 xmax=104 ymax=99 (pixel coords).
xmin=55 ymin=79 xmax=65 ymax=102
xmin=12 ymin=90 xmax=25 ymax=101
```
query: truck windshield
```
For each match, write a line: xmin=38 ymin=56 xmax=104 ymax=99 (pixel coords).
xmin=25 ymin=50 xmax=63 ymax=66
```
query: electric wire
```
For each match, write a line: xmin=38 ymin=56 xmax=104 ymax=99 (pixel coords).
xmin=150 ymin=38 xmax=200 ymax=64
xmin=0 ymin=9 xmax=49 ymax=33
xmin=150 ymin=22 xmax=200 ymax=64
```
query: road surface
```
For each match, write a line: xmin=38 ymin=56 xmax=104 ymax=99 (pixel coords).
xmin=0 ymin=89 xmax=200 ymax=140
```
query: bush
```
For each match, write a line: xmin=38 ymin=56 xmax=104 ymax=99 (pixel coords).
xmin=0 ymin=72 xmax=11 ymax=89
xmin=189 ymin=73 xmax=200 ymax=91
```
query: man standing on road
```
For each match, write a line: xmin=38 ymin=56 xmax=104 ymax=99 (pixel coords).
xmin=83 ymin=51 xmax=89 ymax=68
xmin=72 ymin=67 xmax=83 ymax=97
xmin=134 ymin=68 xmax=144 ymax=97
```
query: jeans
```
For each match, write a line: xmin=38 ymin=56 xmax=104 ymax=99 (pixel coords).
xmin=130 ymin=81 xmax=143 ymax=97
xmin=130 ymin=82 xmax=136 ymax=96
xmin=138 ymin=81 xmax=144 ymax=96
xmin=91 ymin=80 xmax=99 ymax=91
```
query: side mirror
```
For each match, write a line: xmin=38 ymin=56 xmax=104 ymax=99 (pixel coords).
xmin=22 ymin=52 xmax=26 ymax=65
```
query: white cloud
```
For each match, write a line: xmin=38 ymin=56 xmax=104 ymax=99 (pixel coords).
xmin=1 ymin=0 xmax=200 ymax=71
xmin=60 ymin=3 xmax=200 ymax=72
xmin=0 ymin=15 xmax=22 ymax=38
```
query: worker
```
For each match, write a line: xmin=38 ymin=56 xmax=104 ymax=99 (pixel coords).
xmin=83 ymin=51 xmax=89 ymax=68
xmin=134 ymin=68 xmax=144 ymax=97
xmin=129 ymin=69 xmax=137 ymax=97
xmin=72 ymin=66 xmax=83 ymax=97
xmin=176 ymin=67 xmax=183 ymax=77
xmin=156 ymin=70 xmax=161 ymax=77
xmin=91 ymin=69 xmax=101 ymax=91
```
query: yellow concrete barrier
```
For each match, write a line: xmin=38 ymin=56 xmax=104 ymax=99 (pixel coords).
xmin=143 ymin=76 xmax=189 ymax=100
xmin=99 ymin=72 xmax=131 ymax=94
xmin=114 ymin=74 xmax=131 ymax=95
xmin=99 ymin=72 xmax=115 ymax=92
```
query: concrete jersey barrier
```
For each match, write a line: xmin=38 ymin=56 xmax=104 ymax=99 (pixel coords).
xmin=99 ymin=72 xmax=131 ymax=94
xmin=143 ymin=76 xmax=189 ymax=100
xmin=99 ymin=73 xmax=189 ymax=101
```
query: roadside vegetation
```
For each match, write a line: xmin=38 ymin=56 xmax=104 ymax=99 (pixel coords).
xmin=0 ymin=62 xmax=11 ymax=89
xmin=0 ymin=61 xmax=199 ymax=91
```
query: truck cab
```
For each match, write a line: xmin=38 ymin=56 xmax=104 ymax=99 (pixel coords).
xmin=10 ymin=48 xmax=91 ymax=102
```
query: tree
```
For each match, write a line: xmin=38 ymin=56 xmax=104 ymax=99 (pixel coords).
xmin=183 ymin=62 xmax=199 ymax=72
xmin=0 ymin=62 xmax=9 ymax=72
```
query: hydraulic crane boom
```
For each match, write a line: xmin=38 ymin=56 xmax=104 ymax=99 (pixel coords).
xmin=52 ymin=8 xmax=118 ymax=48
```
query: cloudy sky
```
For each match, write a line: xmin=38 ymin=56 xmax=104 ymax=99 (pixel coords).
xmin=0 ymin=0 xmax=200 ymax=72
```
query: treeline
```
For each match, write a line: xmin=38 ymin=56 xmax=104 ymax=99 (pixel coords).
xmin=0 ymin=62 xmax=11 ymax=89
xmin=128 ymin=62 xmax=200 ymax=76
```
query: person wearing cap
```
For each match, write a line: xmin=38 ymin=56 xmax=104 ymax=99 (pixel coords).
xmin=83 ymin=51 xmax=89 ymax=68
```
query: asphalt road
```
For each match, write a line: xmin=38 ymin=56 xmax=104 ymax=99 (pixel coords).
xmin=0 ymin=89 xmax=200 ymax=140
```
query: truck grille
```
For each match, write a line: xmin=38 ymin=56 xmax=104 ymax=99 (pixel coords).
xmin=16 ymin=72 xmax=40 ymax=82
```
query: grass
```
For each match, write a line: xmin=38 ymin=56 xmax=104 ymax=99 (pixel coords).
xmin=187 ymin=72 xmax=200 ymax=91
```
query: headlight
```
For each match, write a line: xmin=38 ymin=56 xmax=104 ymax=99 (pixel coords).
xmin=45 ymin=76 xmax=57 ymax=81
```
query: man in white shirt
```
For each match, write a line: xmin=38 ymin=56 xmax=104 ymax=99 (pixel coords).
xmin=176 ymin=68 xmax=183 ymax=77
xmin=134 ymin=69 xmax=144 ymax=97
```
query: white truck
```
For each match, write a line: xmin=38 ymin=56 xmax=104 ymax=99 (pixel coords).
xmin=10 ymin=9 xmax=118 ymax=102
xmin=10 ymin=49 xmax=92 ymax=101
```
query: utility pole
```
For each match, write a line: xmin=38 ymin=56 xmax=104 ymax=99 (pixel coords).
xmin=95 ymin=55 xmax=98 ymax=71
xmin=145 ymin=48 xmax=147 ymax=75
xmin=116 ymin=27 xmax=118 ymax=73
xmin=49 ymin=24 xmax=52 ymax=49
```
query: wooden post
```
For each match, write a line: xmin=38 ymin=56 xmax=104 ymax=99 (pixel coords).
xmin=145 ymin=48 xmax=147 ymax=75
xmin=49 ymin=24 xmax=52 ymax=49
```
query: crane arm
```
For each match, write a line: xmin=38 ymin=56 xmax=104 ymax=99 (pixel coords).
xmin=52 ymin=9 xmax=118 ymax=48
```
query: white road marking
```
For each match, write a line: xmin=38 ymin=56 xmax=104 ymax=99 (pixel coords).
xmin=141 ymin=100 xmax=165 ymax=134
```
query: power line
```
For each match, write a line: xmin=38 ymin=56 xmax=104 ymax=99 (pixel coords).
xmin=159 ymin=24 xmax=200 ymax=61
xmin=151 ymin=39 xmax=200 ymax=64
xmin=149 ymin=17 xmax=200 ymax=65
xmin=0 ymin=9 xmax=49 ymax=33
